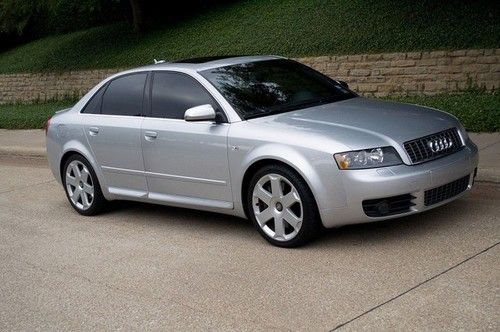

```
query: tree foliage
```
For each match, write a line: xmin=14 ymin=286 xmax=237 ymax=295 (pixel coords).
xmin=0 ymin=0 xmax=124 ymax=37
xmin=0 ymin=0 xmax=236 ymax=50
xmin=0 ymin=0 xmax=45 ymax=35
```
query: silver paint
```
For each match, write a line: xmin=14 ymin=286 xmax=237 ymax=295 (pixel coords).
xmin=46 ymin=56 xmax=479 ymax=228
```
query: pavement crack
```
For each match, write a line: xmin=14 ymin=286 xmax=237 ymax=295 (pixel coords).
xmin=330 ymin=241 xmax=500 ymax=331
xmin=16 ymin=258 xmax=288 ymax=331
xmin=478 ymin=139 xmax=500 ymax=151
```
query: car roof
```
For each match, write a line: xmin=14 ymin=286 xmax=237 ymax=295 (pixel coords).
xmin=171 ymin=55 xmax=246 ymax=64
xmin=137 ymin=55 xmax=285 ymax=72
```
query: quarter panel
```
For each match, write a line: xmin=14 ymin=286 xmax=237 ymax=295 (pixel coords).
xmin=60 ymin=139 xmax=112 ymax=199
xmin=46 ymin=113 xmax=113 ymax=199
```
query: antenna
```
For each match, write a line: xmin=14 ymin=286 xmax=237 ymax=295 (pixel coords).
xmin=153 ymin=59 xmax=166 ymax=64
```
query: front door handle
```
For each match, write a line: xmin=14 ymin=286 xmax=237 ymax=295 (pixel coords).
xmin=144 ymin=131 xmax=158 ymax=141
xmin=88 ymin=127 xmax=99 ymax=136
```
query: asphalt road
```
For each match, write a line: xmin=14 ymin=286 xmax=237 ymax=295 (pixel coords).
xmin=0 ymin=156 xmax=498 ymax=331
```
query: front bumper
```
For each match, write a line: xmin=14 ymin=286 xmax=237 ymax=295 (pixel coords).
xmin=320 ymin=139 xmax=479 ymax=228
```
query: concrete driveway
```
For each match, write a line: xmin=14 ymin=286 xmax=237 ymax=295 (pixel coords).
xmin=0 ymin=157 xmax=498 ymax=331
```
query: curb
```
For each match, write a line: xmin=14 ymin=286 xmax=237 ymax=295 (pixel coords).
xmin=476 ymin=168 xmax=500 ymax=183
xmin=0 ymin=147 xmax=46 ymax=159
xmin=0 ymin=147 xmax=497 ymax=183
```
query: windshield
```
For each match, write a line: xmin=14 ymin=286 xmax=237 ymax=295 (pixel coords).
xmin=200 ymin=59 xmax=356 ymax=119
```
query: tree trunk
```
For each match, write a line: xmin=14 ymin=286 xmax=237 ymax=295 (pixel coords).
xmin=129 ymin=0 xmax=145 ymax=32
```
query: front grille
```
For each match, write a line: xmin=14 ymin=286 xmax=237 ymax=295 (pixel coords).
xmin=363 ymin=194 xmax=415 ymax=217
xmin=424 ymin=175 xmax=470 ymax=206
xmin=404 ymin=128 xmax=463 ymax=164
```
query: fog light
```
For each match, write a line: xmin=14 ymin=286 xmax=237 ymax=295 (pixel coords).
xmin=376 ymin=200 xmax=390 ymax=215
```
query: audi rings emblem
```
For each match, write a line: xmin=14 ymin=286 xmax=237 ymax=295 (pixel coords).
xmin=428 ymin=137 xmax=453 ymax=153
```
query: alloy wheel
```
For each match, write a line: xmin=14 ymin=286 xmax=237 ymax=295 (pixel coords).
xmin=65 ymin=160 xmax=94 ymax=210
xmin=252 ymin=173 xmax=303 ymax=241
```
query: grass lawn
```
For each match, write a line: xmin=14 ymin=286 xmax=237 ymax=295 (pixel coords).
xmin=0 ymin=0 xmax=498 ymax=73
xmin=0 ymin=100 xmax=76 ymax=130
xmin=0 ymin=92 xmax=498 ymax=132
xmin=387 ymin=91 xmax=500 ymax=132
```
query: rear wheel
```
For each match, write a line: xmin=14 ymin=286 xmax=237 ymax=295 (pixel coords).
xmin=247 ymin=164 xmax=321 ymax=247
xmin=63 ymin=155 xmax=106 ymax=215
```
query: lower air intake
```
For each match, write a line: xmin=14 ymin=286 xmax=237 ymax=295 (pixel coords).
xmin=424 ymin=175 xmax=470 ymax=206
xmin=363 ymin=194 xmax=415 ymax=217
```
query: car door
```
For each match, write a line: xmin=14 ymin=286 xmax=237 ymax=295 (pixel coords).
xmin=141 ymin=71 xmax=232 ymax=208
xmin=82 ymin=72 xmax=149 ymax=198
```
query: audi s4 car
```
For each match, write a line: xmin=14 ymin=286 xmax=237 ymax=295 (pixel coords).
xmin=46 ymin=55 xmax=478 ymax=247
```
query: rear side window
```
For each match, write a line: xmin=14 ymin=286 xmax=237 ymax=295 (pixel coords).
xmin=101 ymin=73 xmax=147 ymax=116
xmin=151 ymin=72 xmax=218 ymax=119
xmin=81 ymin=85 xmax=106 ymax=114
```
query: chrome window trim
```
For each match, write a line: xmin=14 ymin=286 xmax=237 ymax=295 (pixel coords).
xmin=78 ymin=68 xmax=242 ymax=123
xmin=140 ymin=116 xmax=230 ymax=125
xmin=79 ymin=113 xmax=145 ymax=119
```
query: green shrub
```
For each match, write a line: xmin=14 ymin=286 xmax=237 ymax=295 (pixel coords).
xmin=386 ymin=91 xmax=500 ymax=132
xmin=0 ymin=0 xmax=498 ymax=73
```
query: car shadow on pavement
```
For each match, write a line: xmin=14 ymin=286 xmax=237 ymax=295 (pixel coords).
xmin=311 ymin=199 xmax=479 ymax=250
xmin=96 ymin=194 xmax=476 ymax=249
xmin=105 ymin=199 xmax=254 ymax=232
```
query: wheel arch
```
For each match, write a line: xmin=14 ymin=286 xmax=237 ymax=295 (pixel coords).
xmin=60 ymin=150 xmax=82 ymax=181
xmin=240 ymin=157 xmax=321 ymax=220
xmin=58 ymin=141 xmax=110 ymax=199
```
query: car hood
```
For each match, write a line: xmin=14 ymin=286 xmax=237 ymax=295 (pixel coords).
xmin=247 ymin=97 xmax=460 ymax=150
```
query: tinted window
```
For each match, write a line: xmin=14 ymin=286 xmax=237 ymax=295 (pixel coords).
xmin=101 ymin=73 xmax=147 ymax=116
xmin=200 ymin=59 xmax=356 ymax=119
xmin=81 ymin=85 xmax=106 ymax=114
xmin=151 ymin=72 xmax=218 ymax=119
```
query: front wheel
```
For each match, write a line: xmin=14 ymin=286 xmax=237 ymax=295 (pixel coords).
xmin=63 ymin=155 xmax=106 ymax=216
xmin=247 ymin=164 xmax=321 ymax=247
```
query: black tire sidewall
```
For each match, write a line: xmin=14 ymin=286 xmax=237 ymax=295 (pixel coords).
xmin=62 ymin=154 xmax=105 ymax=216
xmin=247 ymin=164 xmax=321 ymax=247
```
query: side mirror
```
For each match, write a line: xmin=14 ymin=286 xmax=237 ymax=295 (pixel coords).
xmin=184 ymin=104 xmax=216 ymax=122
xmin=336 ymin=80 xmax=349 ymax=89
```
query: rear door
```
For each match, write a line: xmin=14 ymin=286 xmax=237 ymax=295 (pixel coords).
xmin=82 ymin=72 xmax=148 ymax=198
xmin=141 ymin=71 xmax=232 ymax=207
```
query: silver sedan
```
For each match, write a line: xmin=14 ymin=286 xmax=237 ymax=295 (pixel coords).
xmin=46 ymin=56 xmax=478 ymax=247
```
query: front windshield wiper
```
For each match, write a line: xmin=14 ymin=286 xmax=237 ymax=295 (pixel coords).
xmin=282 ymin=93 xmax=355 ymax=111
xmin=244 ymin=94 xmax=356 ymax=120
xmin=244 ymin=101 xmax=318 ymax=119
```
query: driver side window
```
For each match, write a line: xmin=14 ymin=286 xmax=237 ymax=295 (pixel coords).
xmin=151 ymin=72 xmax=224 ymax=120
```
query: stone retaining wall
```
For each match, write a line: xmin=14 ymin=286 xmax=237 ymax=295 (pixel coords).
xmin=0 ymin=68 xmax=122 ymax=104
xmin=0 ymin=49 xmax=498 ymax=104
xmin=299 ymin=49 xmax=499 ymax=97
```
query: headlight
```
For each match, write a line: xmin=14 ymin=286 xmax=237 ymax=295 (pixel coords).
xmin=334 ymin=147 xmax=402 ymax=170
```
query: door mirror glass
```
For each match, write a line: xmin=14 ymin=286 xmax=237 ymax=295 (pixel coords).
xmin=184 ymin=104 xmax=216 ymax=122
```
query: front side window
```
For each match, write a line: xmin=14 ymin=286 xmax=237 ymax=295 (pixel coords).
xmin=151 ymin=72 xmax=218 ymax=119
xmin=101 ymin=73 xmax=147 ymax=116
xmin=200 ymin=59 xmax=356 ymax=119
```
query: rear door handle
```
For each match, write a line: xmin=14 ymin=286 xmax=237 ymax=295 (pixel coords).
xmin=88 ymin=127 xmax=99 ymax=136
xmin=144 ymin=131 xmax=158 ymax=140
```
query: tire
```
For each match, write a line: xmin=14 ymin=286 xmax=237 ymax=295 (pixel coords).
xmin=62 ymin=154 xmax=106 ymax=216
xmin=247 ymin=164 xmax=321 ymax=247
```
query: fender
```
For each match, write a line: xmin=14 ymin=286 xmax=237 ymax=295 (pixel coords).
xmin=232 ymin=143 xmax=338 ymax=213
